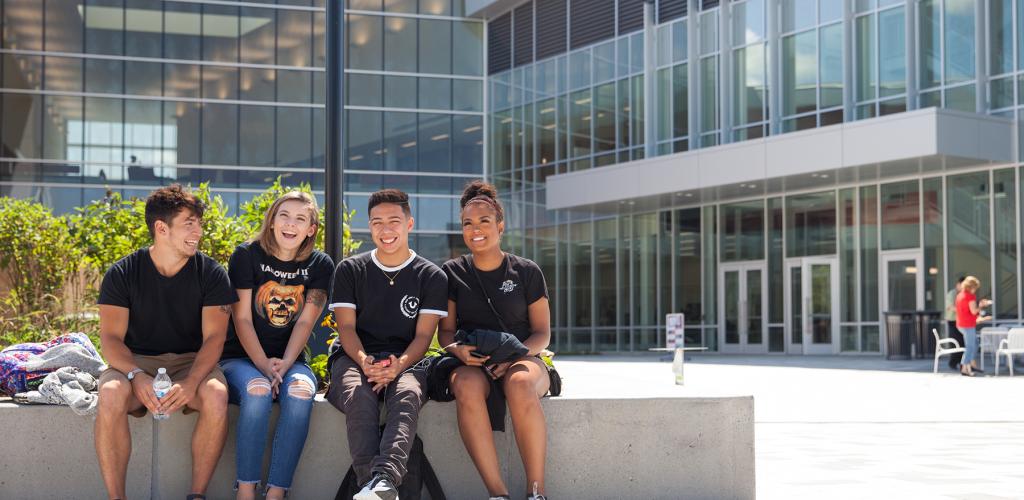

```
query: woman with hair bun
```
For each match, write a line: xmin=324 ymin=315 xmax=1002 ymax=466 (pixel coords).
xmin=438 ymin=180 xmax=553 ymax=500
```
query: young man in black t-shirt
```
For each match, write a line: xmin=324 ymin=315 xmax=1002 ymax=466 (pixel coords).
xmin=325 ymin=189 xmax=448 ymax=500
xmin=94 ymin=185 xmax=237 ymax=500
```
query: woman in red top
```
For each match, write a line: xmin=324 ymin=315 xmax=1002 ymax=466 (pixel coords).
xmin=955 ymin=276 xmax=991 ymax=377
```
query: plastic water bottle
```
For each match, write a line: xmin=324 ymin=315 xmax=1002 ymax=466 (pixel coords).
xmin=152 ymin=368 xmax=171 ymax=420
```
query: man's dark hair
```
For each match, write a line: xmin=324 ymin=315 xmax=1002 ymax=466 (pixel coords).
xmin=368 ymin=188 xmax=412 ymax=217
xmin=144 ymin=184 xmax=205 ymax=238
xmin=957 ymin=275 xmax=967 ymax=284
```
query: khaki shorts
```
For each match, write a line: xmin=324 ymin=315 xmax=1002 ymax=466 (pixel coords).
xmin=98 ymin=352 xmax=227 ymax=417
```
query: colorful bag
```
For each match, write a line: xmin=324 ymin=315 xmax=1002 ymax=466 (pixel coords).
xmin=0 ymin=332 xmax=100 ymax=396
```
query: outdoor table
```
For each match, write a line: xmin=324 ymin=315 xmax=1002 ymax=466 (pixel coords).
xmin=979 ymin=327 xmax=1010 ymax=371
xmin=649 ymin=347 xmax=708 ymax=385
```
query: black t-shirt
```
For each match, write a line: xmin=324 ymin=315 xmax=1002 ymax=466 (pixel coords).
xmin=442 ymin=253 xmax=548 ymax=342
xmin=328 ymin=249 xmax=448 ymax=354
xmin=98 ymin=248 xmax=238 ymax=355
xmin=221 ymin=242 xmax=335 ymax=361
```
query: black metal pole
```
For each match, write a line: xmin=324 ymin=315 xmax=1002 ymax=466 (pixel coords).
xmin=325 ymin=0 xmax=345 ymax=263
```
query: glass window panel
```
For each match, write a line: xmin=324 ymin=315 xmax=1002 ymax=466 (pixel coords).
xmin=919 ymin=89 xmax=941 ymax=108
xmin=165 ymin=101 xmax=199 ymax=165
xmin=721 ymin=200 xmax=765 ymax=261
xmin=414 ymin=197 xmax=451 ymax=231
xmin=347 ymin=109 xmax=382 ymax=170
xmin=991 ymin=77 xmax=1015 ymax=110
xmin=819 ymin=24 xmax=842 ymax=109
xmin=569 ymin=89 xmax=592 ymax=158
xmin=278 ymin=10 xmax=312 ymax=67
xmin=384 ymin=15 xmax=416 ymax=72
xmin=571 ymin=221 xmax=593 ymax=331
xmin=121 ymin=61 xmax=159 ymax=97
xmin=165 ymin=64 xmax=200 ymax=99
xmin=348 ymin=14 xmax=382 ymax=70
xmin=947 ymin=171 xmax=991 ymax=300
xmin=85 ymin=0 xmax=124 ymax=56
xmin=239 ymin=105 xmax=274 ymax=167
xmin=47 ymin=0 xmax=85 ymax=54
xmin=673 ymin=20 xmax=688 ymax=63
xmin=382 ymin=111 xmax=416 ymax=171
xmin=164 ymin=2 xmax=200 ymax=60
xmin=85 ymin=58 xmax=123 ymax=94
xmin=732 ymin=0 xmax=764 ymax=47
xmin=595 ymin=218 xmax=617 ymax=328
xmin=819 ymin=0 xmax=842 ymax=22
xmin=631 ymin=75 xmax=644 ymax=150
xmin=782 ymin=32 xmax=817 ymax=116
xmin=569 ymin=49 xmax=591 ymax=89
xmin=880 ymin=180 xmax=920 ymax=250
xmin=418 ymin=113 xmax=450 ymax=172
xmin=352 ymin=73 xmax=385 ymax=106
xmin=657 ymin=68 xmax=672 ymax=142
xmin=700 ymin=56 xmax=719 ymax=132
xmin=202 ymin=3 xmax=239 ymax=63
xmin=879 ymin=7 xmax=906 ymax=97
xmin=122 ymin=99 xmax=162 ymax=167
xmin=452 ymin=80 xmax=483 ymax=112
xmin=733 ymin=44 xmax=766 ymax=126
xmin=453 ymin=21 xmax=484 ymax=76
xmin=277 ymin=107 xmax=311 ymax=167
xmin=855 ymin=14 xmax=876 ymax=102
xmin=994 ymin=168 xmax=1018 ymax=319
xmin=384 ymin=0 xmax=416 ymax=14
xmin=420 ymin=0 xmax=450 ymax=15
xmin=1020 ymin=0 xmax=1024 ymax=71
xmin=860 ymin=186 xmax=878 ymax=320
xmin=944 ymin=0 xmax=975 ymax=84
xmin=419 ymin=19 xmax=452 ymax=74
xmin=3 ymin=54 xmax=40 ymax=90
xmin=675 ymin=208 xmax=703 ymax=324
xmin=595 ymin=40 xmax=617 ymax=82
xmin=699 ymin=10 xmax=718 ymax=55
xmin=768 ymin=198 xmax=784 ymax=323
xmin=537 ymin=97 xmax=557 ymax=164
xmin=452 ymin=114 xmax=483 ymax=174
xmin=419 ymin=77 xmax=451 ymax=110
xmin=349 ymin=0 xmax=381 ymax=10
xmin=839 ymin=188 xmax=856 ymax=322
xmin=781 ymin=0 xmax=816 ymax=33
xmin=43 ymin=95 xmax=82 ymax=162
xmin=201 ymin=103 xmax=237 ymax=165
xmin=923 ymin=177 xmax=944 ymax=312
xmin=658 ymin=23 xmax=673 ymax=68
xmin=594 ymin=82 xmax=616 ymax=153
xmin=919 ymin=0 xmax=941 ymax=89
xmin=4 ymin=0 xmax=43 ymax=51
xmin=384 ymin=75 xmax=416 ymax=108
xmin=631 ymin=32 xmax=644 ymax=73
xmin=990 ymin=0 xmax=1014 ymax=76
xmin=673 ymin=63 xmax=689 ymax=138
xmin=239 ymin=68 xmax=274 ymax=101
xmin=944 ymin=84 xmax=975 ymax=112
xmin=786 ymin=191 xmax=836 ymax=257
xmin=633 ymin=213 xmax=659 ymax=328
xmin=239 ymin=7 xmax=276 ymax=65
xmin=44 ymin=56 xmax=83 ymax=93
xmin=202 ymin=66 xmax=238 ymax=101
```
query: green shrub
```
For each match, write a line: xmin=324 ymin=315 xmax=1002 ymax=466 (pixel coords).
xmin=68 ymin=190 xmax=150 ymax=292
xmin=192 ymin=183 xmax=250 ymax=266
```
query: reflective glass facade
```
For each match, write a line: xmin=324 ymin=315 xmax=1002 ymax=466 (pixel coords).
xmin=488 ymin=0 xmax=1024 ymax=353
xmin=1 ymin=0 xmax=483 ymax=264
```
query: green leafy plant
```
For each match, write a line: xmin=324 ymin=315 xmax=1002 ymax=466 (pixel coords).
xmin=309 ymin=354 xmax=329 ymax=392
xmin=67 ymin=190 xmax=150 ymax=294
xmin=192 ymin=183 xmax=250 ymax=266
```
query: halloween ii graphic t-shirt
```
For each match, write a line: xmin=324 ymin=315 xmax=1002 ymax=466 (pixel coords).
xmin=221 ymin=241 xmax=335 ymax=361
xmin=328 ymin=249 xmax=448 ymax=356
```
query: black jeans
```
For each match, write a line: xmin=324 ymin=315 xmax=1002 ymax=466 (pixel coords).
xmin=947 ymin=320 xmax=965 ymax=368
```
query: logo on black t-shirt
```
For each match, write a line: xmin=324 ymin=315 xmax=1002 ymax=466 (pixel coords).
xmin=256 ymin=281 xmax=305 ymax=327
xmin=400 ymin=295 xmax=420 ymax=319
xmin=500 ymin=280 xmax=517 ymax=294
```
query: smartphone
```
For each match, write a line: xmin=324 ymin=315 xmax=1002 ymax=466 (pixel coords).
xmin=373 ymin=358 xmax=392 ymax=368
xmin=469 ymin=351 xmax=487 ymax=359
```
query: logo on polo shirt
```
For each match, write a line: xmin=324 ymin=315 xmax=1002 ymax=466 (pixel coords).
xmin=499 ymin=280 xmax=517 ymax=294
xmin=400 ymin=295 xmax=420 ymax=319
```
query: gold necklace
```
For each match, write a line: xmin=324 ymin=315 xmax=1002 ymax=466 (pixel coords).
xmin=381 ymin=266 xmax=403 ymax=286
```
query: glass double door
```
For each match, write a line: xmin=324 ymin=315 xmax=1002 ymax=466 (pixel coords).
xmin=785 ymin=257 xmax=839 ymax=354
xmin=719 ymin=262 xmax=767 ymax=354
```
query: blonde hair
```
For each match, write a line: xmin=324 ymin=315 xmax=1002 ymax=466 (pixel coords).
xmin=962 ymin=276 xmax=981 ymax=293
xmin=252 ymin=191 xmax=320 ymax=262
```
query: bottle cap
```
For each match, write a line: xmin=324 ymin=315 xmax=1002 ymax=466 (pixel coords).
xmin=157 ymin=367 xmax=167 ymax=374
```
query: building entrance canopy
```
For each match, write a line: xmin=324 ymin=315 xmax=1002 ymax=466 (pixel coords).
xmin=546 ymin=108 xmax=1014 ymax=214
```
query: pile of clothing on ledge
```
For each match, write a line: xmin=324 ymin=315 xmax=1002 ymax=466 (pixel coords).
xmin=0 ymin=332 xmax=106 ymax=416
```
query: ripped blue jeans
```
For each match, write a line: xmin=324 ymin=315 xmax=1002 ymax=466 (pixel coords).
xmin=220 ymin=358 xmax=316 ymax=492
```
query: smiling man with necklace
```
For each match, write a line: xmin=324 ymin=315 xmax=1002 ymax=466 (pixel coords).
xmin=325 ymin=188 xmax=448 ymax=500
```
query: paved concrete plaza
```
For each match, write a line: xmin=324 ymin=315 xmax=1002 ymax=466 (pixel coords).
xmin=554 ymin=354 xmax=1024 ymax=499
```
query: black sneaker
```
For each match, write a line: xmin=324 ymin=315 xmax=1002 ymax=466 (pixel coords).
xmin=354 ymin=473 xmax=398 ymax=500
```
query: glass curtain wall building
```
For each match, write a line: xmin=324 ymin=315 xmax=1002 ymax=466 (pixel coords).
xmin=480 ymin=0 xmax=1024 ymax=355
xmin=0 ymin=0 xmax=483 ymax=264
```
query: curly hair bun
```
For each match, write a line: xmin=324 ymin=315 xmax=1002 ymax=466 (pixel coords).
xmin=460 ymin=180 xmax=498 ymax=208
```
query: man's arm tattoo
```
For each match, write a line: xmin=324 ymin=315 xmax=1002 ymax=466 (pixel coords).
xmin=307 ymin=289 xmax=327 ymax=308
xmin=218 ymin=304 xmax=232 ymax=315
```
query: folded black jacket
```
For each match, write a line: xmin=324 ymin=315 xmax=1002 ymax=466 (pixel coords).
xmin=453 ymin=328 xmax=529 ymax=363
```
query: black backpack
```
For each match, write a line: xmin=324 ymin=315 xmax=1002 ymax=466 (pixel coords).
xmin=334 ymin=433 xmax=446 ymax=500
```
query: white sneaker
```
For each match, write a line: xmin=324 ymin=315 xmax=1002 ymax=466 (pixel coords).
xmin=353 ymin=473 xmax=398 ymax=500
xmin=526 ymin=481 xmax=546 ymax=500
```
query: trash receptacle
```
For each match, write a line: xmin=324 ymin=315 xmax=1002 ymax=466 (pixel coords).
xmin=915 ymin=311 xmax=942 ymax=359
xmin=884 ymin=311 xmax=914 ymax=360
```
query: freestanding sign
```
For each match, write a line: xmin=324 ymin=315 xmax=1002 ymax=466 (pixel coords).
xmin=667 ymin=313 xmax=685 ymax=384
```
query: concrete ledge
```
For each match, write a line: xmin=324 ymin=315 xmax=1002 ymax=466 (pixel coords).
xmin=0 ymin=395 xmax=755 ymax=499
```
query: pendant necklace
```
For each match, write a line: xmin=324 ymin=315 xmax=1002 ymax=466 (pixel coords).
xmin=381 ymin=267 xmax=403 ymax=286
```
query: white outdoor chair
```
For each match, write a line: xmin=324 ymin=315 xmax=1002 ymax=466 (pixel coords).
xmin=995 ymin=328 xmax=1024 ymax=376
xmin=933 ymin=328 xmax=966 ymax=374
